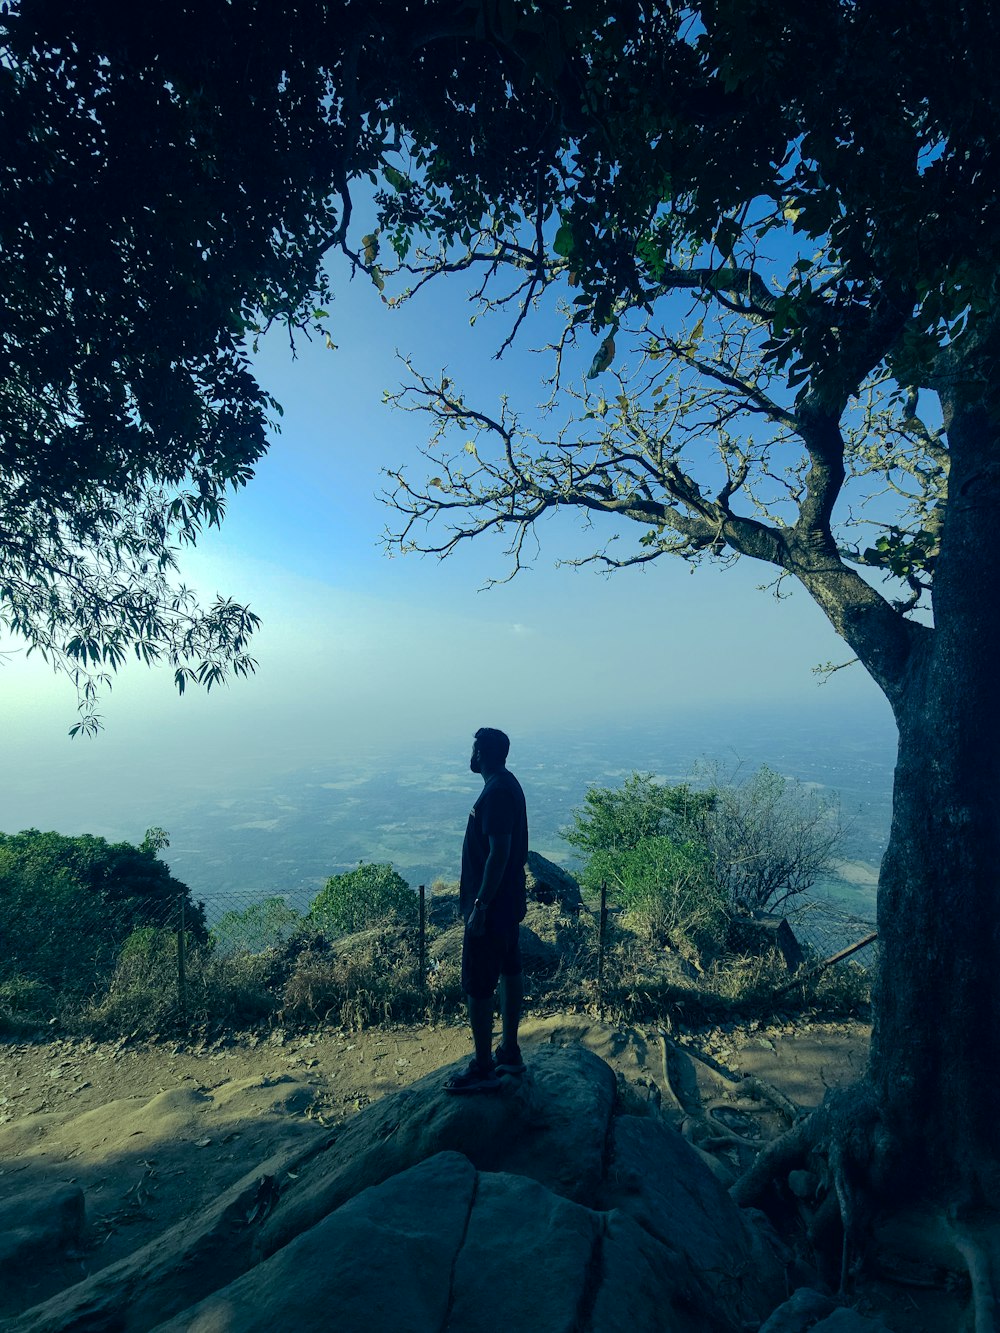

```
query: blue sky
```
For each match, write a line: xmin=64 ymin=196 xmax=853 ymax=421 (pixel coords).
xmin=3 ymin=252 xmax=896 ymax=839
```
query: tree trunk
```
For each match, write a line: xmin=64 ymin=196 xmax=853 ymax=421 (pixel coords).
xmin=870 ymin=386 xmax=1000 ymax=1201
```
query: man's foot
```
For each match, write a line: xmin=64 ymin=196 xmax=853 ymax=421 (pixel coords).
xmin=494 ymin=1044 xmax=526 ymax=1076
xmin=443 ymin=1060 xmax=502 ymax=1094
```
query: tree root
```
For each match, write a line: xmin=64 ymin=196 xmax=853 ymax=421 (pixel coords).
xmin=947 ymin=1213 xmax=1000 ymax=1333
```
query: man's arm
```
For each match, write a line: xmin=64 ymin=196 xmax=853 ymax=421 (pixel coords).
xmin=467 ymin=832 xmax=511 ymax=935
xmin=477 ymin=832 xmax=512 ymax=907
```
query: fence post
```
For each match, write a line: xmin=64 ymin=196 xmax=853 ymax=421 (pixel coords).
xmin=418 ymin=884 xmax=426 ymax=995
xmin=177 ymin=893 xmax=187 ymax=1021
xmin=597 ymin=879 xmax=608 ymax=1022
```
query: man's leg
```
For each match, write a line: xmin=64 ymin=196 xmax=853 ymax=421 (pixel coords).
xmin=467 ymin=992 xmax=496 ymax=1069
xmin=499 ymin=970 xmax=522 ymax=1052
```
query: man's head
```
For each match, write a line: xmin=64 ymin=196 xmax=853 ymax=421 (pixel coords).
xmin=470 ymin=727 xmax=510 ymax=775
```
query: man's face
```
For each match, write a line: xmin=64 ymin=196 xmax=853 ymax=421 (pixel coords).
xmin=470 ymin=738 xmax=482 ymax=773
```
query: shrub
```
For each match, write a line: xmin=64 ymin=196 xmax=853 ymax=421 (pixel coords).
xmin=86 ymin=927 xmax=278 ymax=1034
xmin=282 ymin=929 xmax=427 ymax=1028
xmin=211 ymin=896 xmax=304 ymax=956
xmin=699 ymin=763 xmax=842 ymax=915
xmin=308 ymin=863 xmax=416 ymax=936
xmin=563 ymin=774 xmax=713 ymax=888
xmin=586 ymin=834 xmax=726 ymax=952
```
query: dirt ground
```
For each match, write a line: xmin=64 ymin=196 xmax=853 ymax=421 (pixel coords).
xmin=0 ymin=1013 xmax=959 ymax=1331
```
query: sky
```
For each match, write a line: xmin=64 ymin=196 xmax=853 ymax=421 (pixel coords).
xmin=2 ymin=251 xmax=898 ymax=842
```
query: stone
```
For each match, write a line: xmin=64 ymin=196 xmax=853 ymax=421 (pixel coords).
xmin=758 ymin=1287 xmax=839 ymax=1332
xmin=447 ymin=1171 xmax=602 ymax=1333
xmin=525 ymin=850 xmax=583 ymax=912
xmin=256 ymin=1044 xmax=618 ymax=1260
xmin=0 ymin=1184 xmax=85 ymax=1277
xmin=602 ymin=1113 xmax=786 ymax=1325
xmin=15 ymin=1045 xmax=791 ymax=1333
xmin=151 ymin=1151 xmax=476 ymax=1333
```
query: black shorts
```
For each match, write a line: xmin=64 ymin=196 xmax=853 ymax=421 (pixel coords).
xmin=461 ymin=919 xmax=522 ymax=999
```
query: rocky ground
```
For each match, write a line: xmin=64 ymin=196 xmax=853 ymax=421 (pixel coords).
xmin=0 ymin=1012 xmax=963 ymax=1331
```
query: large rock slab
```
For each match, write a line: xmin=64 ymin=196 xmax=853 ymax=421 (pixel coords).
xmin=602 ymin=1113 xmax=786 ymax=1323
xmin=150 ymin=1152 xmax=478 ymax=1333
xmin=256 ymin=1043 xmax=618 ymax=1259
xmin=12 ymin=1044 xmax=789 ymax=1333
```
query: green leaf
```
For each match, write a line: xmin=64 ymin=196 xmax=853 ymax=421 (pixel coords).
xmin=553 ymin=223 xmax=575 ymax=257
xmin=383 ymin=165 xmax=411 ymax=191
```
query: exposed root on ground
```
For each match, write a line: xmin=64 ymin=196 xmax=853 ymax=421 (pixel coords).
xmin=725 ymin=1080 xmax=1000 ymax=1333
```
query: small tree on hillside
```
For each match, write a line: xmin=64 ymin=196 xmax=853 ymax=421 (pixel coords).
xmin=701 ymin=765 xmax=842 ymax=916
xmin=308 ymin=863 xmax=415 ymax=937
xmin=0 ymin=827 xmax=203 ymax=999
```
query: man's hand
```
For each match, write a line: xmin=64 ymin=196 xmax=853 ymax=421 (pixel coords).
xmin=467 ymin=901 xmax=487 ymax=937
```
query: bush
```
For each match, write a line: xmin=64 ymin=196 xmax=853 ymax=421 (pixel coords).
xmin=308 ymin=863 xmax=416 ymax=936
xmin=563 ymin=774 xmax=713 ymax=889
xmin=587 ymin=835 xmax=726 ymax=953
xmin=85 ymin=927 xmax=278 ymax=1035
xmin=211 ymin=896 xmax=304 ymax=955
xmin=700 ymin=763 xmax=842 ymax=915
xmin=0 ymin=827 xmax=205 ymax=1012
xmin=282 ymin=929 xmax=429 ymax=1028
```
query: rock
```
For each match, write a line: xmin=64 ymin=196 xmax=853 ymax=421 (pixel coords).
xmin=0 ymin=1184 xmax=85 ymax=1276
xmin=602 ymin=1114 xmax=786 ymax=1326
xmin=525 ymin=850 xmax=583 ymax=912
xmin=150 ymin=1152 xmax=477 ymax=1333
xmin=11 ymin=1135 xmax=331 ymax=1333
xmin=256 ymin=1044 xmax=618 ymax=1259
xmin=758 ymin=1287 xmax=839 ymax=1332
xmin=14 ymin=1046 xmax=789 ymax=1333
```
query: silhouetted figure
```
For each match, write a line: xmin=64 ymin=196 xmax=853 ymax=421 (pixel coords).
xmin=444 ymin=727 xmax=529 ymax=1094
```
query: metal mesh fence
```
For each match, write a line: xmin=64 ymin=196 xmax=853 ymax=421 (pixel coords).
xmin=786 ymin=895 xmax=878 ymax=971
xmin=2 ymin=878 xmax=876 ymax=1028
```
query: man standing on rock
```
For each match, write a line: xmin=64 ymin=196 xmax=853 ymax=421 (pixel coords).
xmin=444 ymin=727 xmax=529 ymax=1094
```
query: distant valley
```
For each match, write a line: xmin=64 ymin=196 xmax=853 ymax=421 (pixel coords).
xmin=157 ymin=707 xmax=895 ymax=924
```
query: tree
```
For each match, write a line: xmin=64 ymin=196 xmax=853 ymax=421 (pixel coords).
xmin=0 ymin=827 xmax=204 ymax=997
xmin=701 ymin=765 xmax=842 ymax=917
xmin=371 ymin=0 xmax=1000 ymax=1241
xmin=1 ymin=0 xmax=576 ymax=730
xmin=564 ymin=769 xmax=838 ymax=947
xmin=563 ymin=772 xmax=714 ymax=871
xmin=308 ymin=862 xmax=416 ymax=936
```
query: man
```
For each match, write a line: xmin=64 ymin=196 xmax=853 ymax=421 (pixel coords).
xmin=444 ymin=727 xmax=529 ymax=1094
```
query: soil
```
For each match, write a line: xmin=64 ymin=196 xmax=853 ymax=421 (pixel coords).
xmin=0 ymin=1012 xmax=960 ymax=1331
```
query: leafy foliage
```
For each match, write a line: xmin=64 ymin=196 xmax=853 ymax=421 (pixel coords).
xmin=308 ymin=862 xmax=416 ymax=937
xmin=211 ymin=896 xmax=304 ymax=957
xmin=0 ymin=827 xmax=202 ymax=1003
xmin=564 ymin=773 xmax=714 ymax=871
xmin=565 ymin=769 xmax=842 ymax=949
xmin=0 ymin=0 xmax=589 ymax=727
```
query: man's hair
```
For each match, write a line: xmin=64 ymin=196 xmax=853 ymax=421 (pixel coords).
xmin=475 ymin=727 xmax=510 ymax=766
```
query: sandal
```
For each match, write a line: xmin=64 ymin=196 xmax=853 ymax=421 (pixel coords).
xmin=443 ymin=1060 xmax=501 ymax=1094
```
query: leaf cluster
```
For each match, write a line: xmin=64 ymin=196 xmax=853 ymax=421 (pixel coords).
xmin=308 ymin=861 xmax=416 ymax=937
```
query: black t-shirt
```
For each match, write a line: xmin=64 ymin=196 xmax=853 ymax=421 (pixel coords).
xmin=460 ymin=769 xmax=529 ymax=928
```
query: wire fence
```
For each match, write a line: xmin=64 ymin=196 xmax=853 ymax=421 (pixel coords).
xmin=787 ymin=895 xmax=878 ymax=971
xmin=2 ymin=877 xmax=877 ymax=1031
